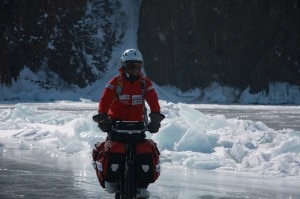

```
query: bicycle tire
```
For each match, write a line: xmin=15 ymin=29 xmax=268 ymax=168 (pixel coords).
xmin=117 ymin=144 xmax=138 ymax=199
xmin=115 ymin=191 xmax=120 ymax=199
xmin=124 ymin=160 xmax=136 ymax=198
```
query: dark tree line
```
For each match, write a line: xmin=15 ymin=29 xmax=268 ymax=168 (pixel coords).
xmin=0 ymin=0 xmax=122 ymax=88
xmin=138 ymin=0 xmax=300 ymax=94
xmin=1 ymin=0 xmax=300 ymax=97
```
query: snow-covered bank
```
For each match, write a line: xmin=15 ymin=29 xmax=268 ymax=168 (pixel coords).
xmin=1 ymin=66 xmax=300 ymax=105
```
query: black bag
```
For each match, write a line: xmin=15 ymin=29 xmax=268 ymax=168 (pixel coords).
xmin=112 ymin=121 xmax=146 ymax=132
xmin=136 ymin=140 xmax=160 ymax=183
xmin=110 ymin=121 xmax=147 ymax=143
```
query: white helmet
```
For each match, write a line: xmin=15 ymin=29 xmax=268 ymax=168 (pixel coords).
xmin=120 ymin=49 xmax=143 ymax=63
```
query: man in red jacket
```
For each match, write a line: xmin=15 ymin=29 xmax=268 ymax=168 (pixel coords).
xmin=93 ymin=49 xmax=164 ymax=198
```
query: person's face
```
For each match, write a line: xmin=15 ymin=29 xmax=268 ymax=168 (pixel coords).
xmin=124 ymin=61 xmax=143 ymax=77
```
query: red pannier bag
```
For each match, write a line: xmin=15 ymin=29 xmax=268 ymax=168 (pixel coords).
xmin=93 ymin=140 xmax=125 ymax=188
xmin=136 ymin=139 xmax=160 ymax=183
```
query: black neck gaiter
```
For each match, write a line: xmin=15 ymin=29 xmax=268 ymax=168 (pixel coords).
xmin=124 ymin=71 xmax=139 ymax=83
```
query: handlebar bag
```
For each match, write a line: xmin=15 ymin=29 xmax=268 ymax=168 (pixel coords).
xmin=112 ymin=121 xmax=146 ymax=131
xmin=111 ymin=121 xmax=147 ymax=143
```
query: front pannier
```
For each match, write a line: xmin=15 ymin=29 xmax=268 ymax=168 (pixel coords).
xmin=136 ymin=139 xmax=160 ymax=183
xmin=93 ymin=139 xmax=160 ymax=188
xmin=93 ymin=140 xmax=125 ymax=188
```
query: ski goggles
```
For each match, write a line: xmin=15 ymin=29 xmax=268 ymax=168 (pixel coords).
xmin=124 ymin=61 xmax=143 ymax=70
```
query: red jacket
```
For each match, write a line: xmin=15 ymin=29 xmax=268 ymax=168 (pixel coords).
xmin=98 ymin=68 xmax=161 ymax=121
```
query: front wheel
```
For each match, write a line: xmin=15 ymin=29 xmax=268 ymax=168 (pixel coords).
xmin=115 ymin=191 xmax=120 ymax=199
xmin=123 ymin=160 xmax=137 ymax=199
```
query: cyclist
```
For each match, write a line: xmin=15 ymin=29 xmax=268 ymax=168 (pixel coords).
xmin=93 ymin=49 xmax=165 ymax=198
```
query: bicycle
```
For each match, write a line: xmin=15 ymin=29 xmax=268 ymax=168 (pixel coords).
xmin=93 ymin=121 xmax=160 ymax=199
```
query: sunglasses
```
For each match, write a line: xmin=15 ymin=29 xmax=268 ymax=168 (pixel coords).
xmin=124 ymin=61 xmax=143 ymax=70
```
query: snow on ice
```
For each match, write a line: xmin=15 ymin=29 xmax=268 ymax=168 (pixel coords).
xmin=0 ymin=100 xmax=299 ymax=178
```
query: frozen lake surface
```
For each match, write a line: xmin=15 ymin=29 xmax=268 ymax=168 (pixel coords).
xmin=1 ymin=149 xmax=299 ymax=199
xmin=1 ymin=102 xmax=300 ymax=198
xmin=193 ymin=104 xmax=300 ymax=131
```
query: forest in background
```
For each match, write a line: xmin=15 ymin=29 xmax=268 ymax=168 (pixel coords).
xmin=1 ymin=0 xmax=300 ymax=96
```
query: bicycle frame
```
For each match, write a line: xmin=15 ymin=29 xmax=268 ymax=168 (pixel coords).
xmin=112 ymin=121 xmax=144 ymax=199
xmin=115 ymin=143 xmax=138 ymax=199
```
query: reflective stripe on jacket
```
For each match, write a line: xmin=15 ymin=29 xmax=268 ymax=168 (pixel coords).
xmin=98 ymin=68 xmax=160 ymax=121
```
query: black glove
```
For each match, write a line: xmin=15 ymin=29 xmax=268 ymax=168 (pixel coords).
xmin=147 ymin=112 xmax=165 ymax=133
xmin=93 ymin=113 xmax=111 ymax=132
